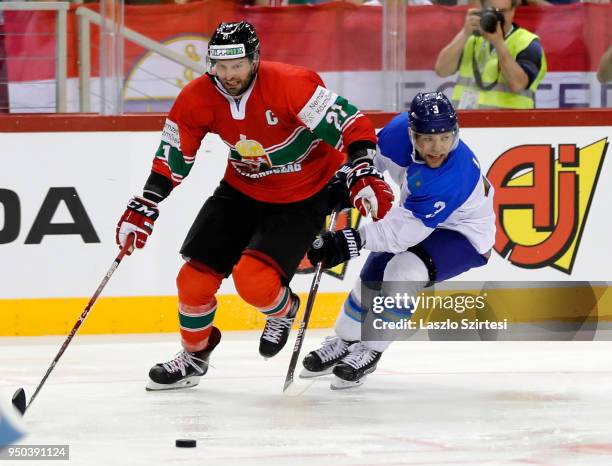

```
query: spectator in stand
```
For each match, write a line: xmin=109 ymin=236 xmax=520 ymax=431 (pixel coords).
xmin=597 ymin=45 xmax=612 ymax=83
xmin=434 ymin=0 xmax=547 ymax=109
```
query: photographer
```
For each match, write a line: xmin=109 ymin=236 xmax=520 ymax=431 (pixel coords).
xmin=434 ymin=0 xmax=547 ymax=109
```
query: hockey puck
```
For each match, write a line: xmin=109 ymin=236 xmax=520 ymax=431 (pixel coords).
xmin=175 ymin=439 xmax=197 ymax=448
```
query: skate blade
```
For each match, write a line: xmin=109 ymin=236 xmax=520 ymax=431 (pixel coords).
xmin=330 ymin=375 xmax=366 ymax=390
xmin=145 ymin=376 xmax=201 ymax=391
xmin=299 ymin=367 xmax=334 ymax=379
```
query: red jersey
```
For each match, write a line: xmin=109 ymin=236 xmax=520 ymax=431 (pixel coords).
xmin=151 ymin=61 xmax=376 ymax=203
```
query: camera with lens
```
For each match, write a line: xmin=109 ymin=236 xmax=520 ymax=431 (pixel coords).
xmin=474 ymin=8 xmax=505 ymax=35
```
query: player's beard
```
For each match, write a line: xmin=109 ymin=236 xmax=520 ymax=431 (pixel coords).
xmin=221 ymin=66 xmax=257 ymax=97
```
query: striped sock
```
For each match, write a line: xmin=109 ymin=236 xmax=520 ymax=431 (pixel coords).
xmin=258 ymin=287 xmax=293 ymax=318
xmin=179 ymin=298 xmax=217 ymax=353
xmin=342 ymin=291 xmax=367 ymax=323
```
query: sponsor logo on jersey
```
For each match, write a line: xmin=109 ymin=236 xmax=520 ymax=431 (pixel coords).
xmin=161 ymin=119 xmax=181 ymax=149
xmin=487 ymin=139 xmax=608 ymax=274
xmin=298 ymin=86 xmax=338 ymax=130
xmin=232 ymin=162 xmax=302 ymax=179
xmin=231 ymin=137 xmax=273 ymax=175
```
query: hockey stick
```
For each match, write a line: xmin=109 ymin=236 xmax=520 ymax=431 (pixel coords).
xmin=283 ymin=208 xmax=341 ymax=394
xmin=11 ymin=235 xmax=135 ymax=416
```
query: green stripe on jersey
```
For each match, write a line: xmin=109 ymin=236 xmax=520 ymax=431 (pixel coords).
xmin=155 ymin=142 xmax=194 ymax=179
xmin=297 ymin=85 xmax=360 ymax=149
xmin=310 ymin=94 xmax=359 ymax=148
xmin=230 ymin=129 xmax=320 ymax=166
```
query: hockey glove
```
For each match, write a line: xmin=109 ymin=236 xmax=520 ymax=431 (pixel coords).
xmin=326 ymin=164 xmax=353 ymax=214
xmin=116 ymin=196 xmax=159 ymax=255
xmin=346 ymin=159 xmax=394 ymax=220
xmin=307 ymin=228 xmax=362 ymax=269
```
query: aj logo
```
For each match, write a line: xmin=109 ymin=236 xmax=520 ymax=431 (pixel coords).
xmin=487 ymin=139 xmax=608 ymax=274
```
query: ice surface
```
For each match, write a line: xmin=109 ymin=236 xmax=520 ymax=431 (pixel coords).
xmin=2 ymin=330 xmax=612 ymax=466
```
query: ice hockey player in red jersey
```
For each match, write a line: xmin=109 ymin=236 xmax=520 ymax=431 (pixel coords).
xmin=115 ymin=21 xmax=394 ymax=390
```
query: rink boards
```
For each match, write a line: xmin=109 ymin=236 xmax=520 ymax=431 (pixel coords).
xmin=0 ymin=112 xmax=611 ymax=335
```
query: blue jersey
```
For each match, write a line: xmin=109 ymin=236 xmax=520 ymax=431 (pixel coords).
xmin=378 ymin=113 xmax=481 ymax=228
xmin=361 ymin=112 xmax=495 ymax=254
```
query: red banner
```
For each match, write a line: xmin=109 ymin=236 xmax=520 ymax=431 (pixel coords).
xmin=4 ymin=2 xmax=612 ymax=82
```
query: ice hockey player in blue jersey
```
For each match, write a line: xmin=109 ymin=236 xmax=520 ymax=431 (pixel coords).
xmin=301 ymin=92 xmax=496 ymax=389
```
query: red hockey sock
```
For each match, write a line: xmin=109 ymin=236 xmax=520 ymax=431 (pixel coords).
xmin=233 ymin=254 xmax=294 ymax=317
xmin=176 ymin=261 xmax=223 ymax=352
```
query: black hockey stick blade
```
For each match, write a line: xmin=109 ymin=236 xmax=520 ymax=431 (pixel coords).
xmin=12 ymin=388 xmax=26 ymax=416
xmin=11 ymin=235 xmax=135 ymax=415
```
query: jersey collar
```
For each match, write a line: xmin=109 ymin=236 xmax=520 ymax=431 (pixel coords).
xmin=212 ymin=73 xmax=258 ymax=120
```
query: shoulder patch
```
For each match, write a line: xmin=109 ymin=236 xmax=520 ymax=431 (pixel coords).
xmin=407 ymin=170 xmax=425 ymax=193
xmin=161 ymin=119 xmax=181 ymax=150
xmin=298 ymin=85 xmax=338 ymax=130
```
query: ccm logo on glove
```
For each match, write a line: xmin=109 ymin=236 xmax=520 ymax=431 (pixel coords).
xmin=127 ymin=198 xmax=158 ymax=218
xmin=116 ymin=196 xmax=159 ymax=254
xmin=345 ymin=160 xmax=394 ymax=220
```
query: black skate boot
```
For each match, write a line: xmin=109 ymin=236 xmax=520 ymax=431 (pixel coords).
xmin=259 ymin=293 xmax=300 ymax=359
xmin=300 ymin=336 xmax=357 ymax=378
xmin=331 ymin=342 xmax=382 ymax=390
xmin=146 ymin=326 xmax=221 ymax=391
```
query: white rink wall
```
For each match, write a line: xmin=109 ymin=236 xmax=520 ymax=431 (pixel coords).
xmin=0 ymin=124 xmax=611 ymax=302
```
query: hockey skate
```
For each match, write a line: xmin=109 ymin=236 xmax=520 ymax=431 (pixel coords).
xmin=146 ymin=326 xmax=221 ymax=391
xmin=259 ymin=293 xmax=300 ymax=359
xmin=330 ymin=342 xmax=382 ymax=390
xmin=300 ymin=336 xmax=357 ymax=378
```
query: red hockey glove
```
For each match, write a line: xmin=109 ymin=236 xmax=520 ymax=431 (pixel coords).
xmin=115 ymin=196 xmax=159 ymax=255
xmin=346 ymin=160 xmax=394 ymax=220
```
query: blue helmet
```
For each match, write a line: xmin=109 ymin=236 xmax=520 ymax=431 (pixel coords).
xmin=409 ymin=92 xmax=458 ymax=134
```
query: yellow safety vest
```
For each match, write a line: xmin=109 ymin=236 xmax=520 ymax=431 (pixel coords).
xmin=451 ymin=28 xmax=547 ymax=109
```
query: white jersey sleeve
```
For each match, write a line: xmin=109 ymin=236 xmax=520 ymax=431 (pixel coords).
xmin=374 ymin=149 xmax=406 ymax=187
xmin=358 ymin=205 xmax=433 ymax=253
